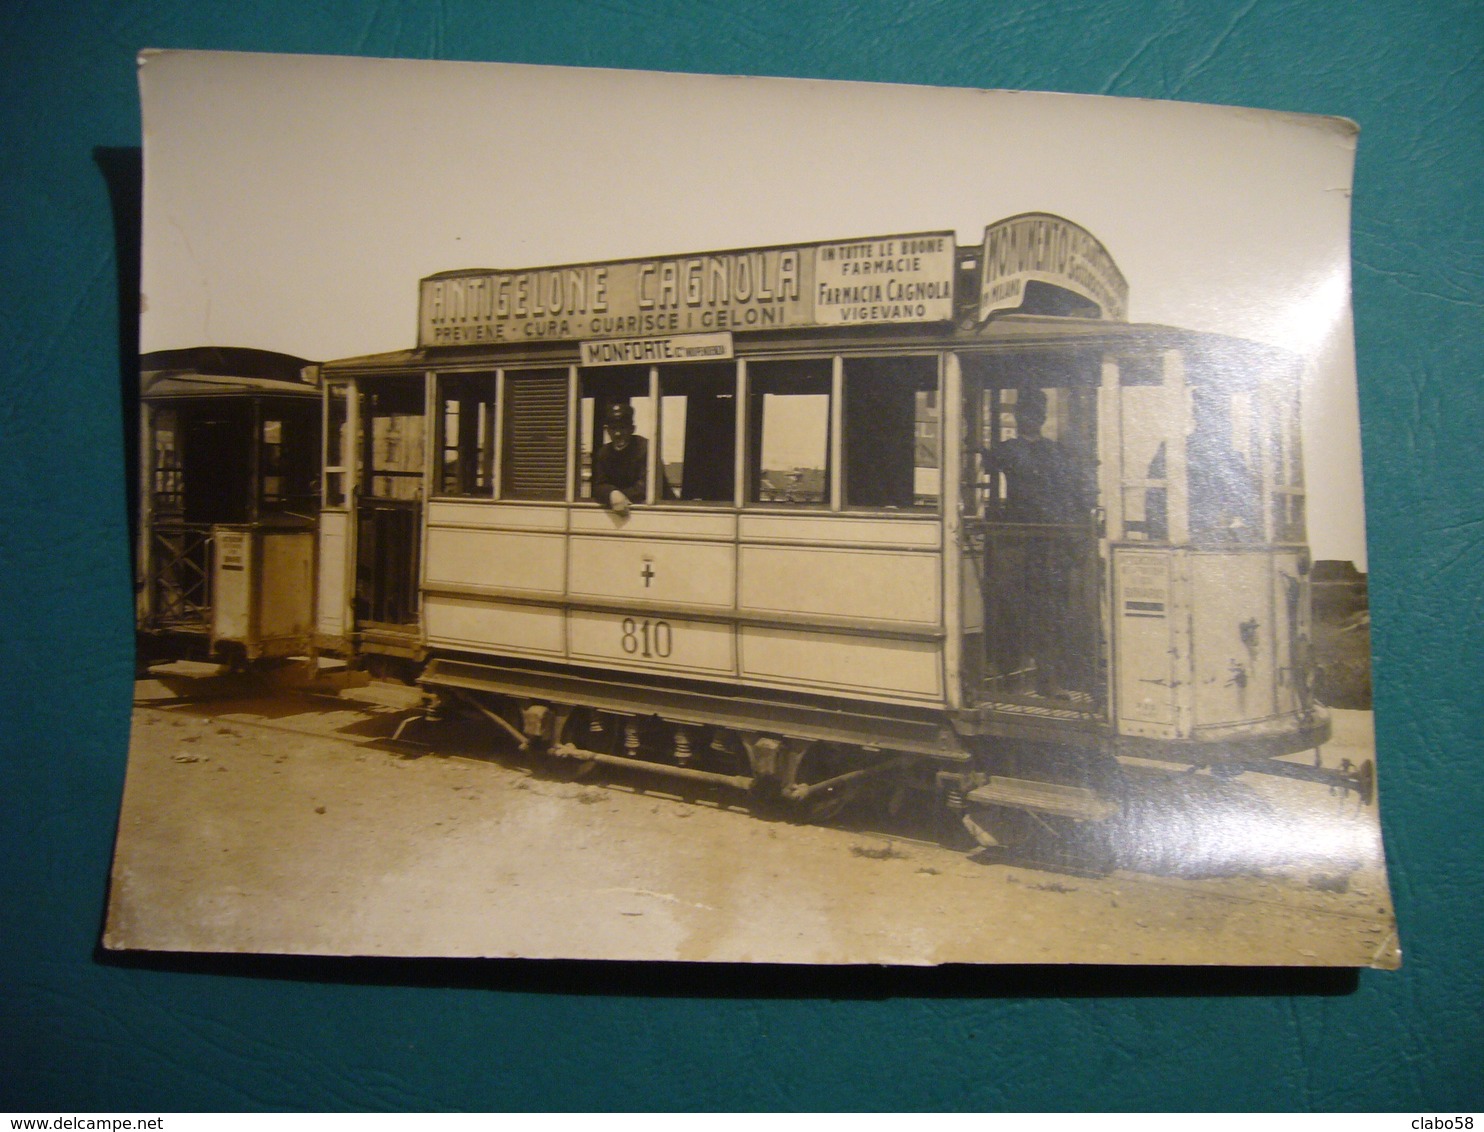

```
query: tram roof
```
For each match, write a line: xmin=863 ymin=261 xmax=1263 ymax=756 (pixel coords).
xmin=140 ymin=372 xmax=323 ymax=400
xmin=141 ymin=346 xmax=315 ymax=379
xmin=317 ymin=316 xmax=1298 ymax=380
xmin=317 ymin=347 xmax=427 ymax=371
xmin=973 ymin=315 xmax=1294 ymax=357
xmin=140 ymin=346 xmax=319 ymax=399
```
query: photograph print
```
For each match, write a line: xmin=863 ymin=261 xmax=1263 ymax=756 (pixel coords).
xmin=107 ymin=50 xmax=1398 ymax=967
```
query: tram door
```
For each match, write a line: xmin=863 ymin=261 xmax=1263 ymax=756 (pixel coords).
xmin=146 ymin=401 xmax=254 ymax=630
xmin=350 ymin=377 xmax=427 ymax=638
xmin=964 ymin=354 xmax=1104 ymax=716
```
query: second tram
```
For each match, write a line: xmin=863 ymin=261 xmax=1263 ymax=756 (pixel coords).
xmin=136 ymin=347 xmax=321 ymax=668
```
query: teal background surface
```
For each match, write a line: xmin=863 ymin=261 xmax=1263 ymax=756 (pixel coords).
xmin=2 ymin=0 xmax=1480 ymax=1111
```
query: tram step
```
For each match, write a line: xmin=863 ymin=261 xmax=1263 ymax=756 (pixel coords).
xmin=967 ymin=776 xmax=1117 ymax=823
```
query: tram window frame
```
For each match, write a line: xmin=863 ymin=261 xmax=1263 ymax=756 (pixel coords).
xmin=323 ymin=383 xmax=350 ymax=508
xmin=1270 ymin=388 xmax=1307 ymax=544
xmin=656 ymin=361 xmax=737 ymax=506
xmin=746 ymin=358 xmax=833 ymax=508
xmin=842 ymin=355 xmax=940 ymax=513
xmin=1185 ymin=380 xmax=1263 ymax=544
xmin=362 ymin=382 xmax=428 ymax=502
xmin=500 ymin=367 xmax=571 ymax=503
xmin=151 ymin=406 xmax=184 ymax=518
xmin=577 ymin=365 xmax=657 ymax=507
xmin=258 ymin=402 xmax=319 ymax=517
xmin=960 ymin=350 xmax=1100 ymax=526
xmin=978 ymin=384 xmax=1096 ymax=524
xmin=1115 ymin=355 xmax=1174 ymax=543
xmin=434 ymin=371 xmax=498 ymax=499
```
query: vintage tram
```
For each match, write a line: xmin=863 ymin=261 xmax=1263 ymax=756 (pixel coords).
xmin=136 ymin=347 xmax=321 ymax=668
xmin=311 ymin=214 xmax=1370 ymax=847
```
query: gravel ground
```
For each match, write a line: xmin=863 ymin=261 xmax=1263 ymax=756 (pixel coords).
xmin=104 ymin=665 xmax=1399 ymax=967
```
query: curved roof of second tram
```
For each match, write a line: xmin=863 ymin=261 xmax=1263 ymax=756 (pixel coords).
xmin=140 ymin=346 xmax=319 ymax=399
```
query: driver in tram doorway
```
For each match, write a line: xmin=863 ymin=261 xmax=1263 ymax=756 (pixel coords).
xmin=982 ymin=387 xmax=1093 ymax=699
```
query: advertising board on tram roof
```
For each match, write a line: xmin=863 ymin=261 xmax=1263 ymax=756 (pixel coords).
xmin=418 ymin=231 xmax=958 ymax=347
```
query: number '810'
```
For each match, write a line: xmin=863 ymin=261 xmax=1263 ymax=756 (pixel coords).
xmin=621 ymin=617 xmax=673 ymax=658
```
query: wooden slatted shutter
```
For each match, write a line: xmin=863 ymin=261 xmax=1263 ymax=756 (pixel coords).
xmin=501 ymin=369 xmax=569 ymax=500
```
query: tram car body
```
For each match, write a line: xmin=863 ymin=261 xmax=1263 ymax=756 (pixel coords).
xmin=313 ymin=215 xmax=1367 ymax=842
xmin=136 ymin=347 xmax=321 ymax=667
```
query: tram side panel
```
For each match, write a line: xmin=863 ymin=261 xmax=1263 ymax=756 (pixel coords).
xmin=1189 ymin=550 xmax=1280 ymax=730
xmin=416 ymin=498 xmax=950 ymax=709
xmin=1271 ymin=547 xmax=1311 ymax=720
xmin=734 ymin=513 xmax=943 ymax=702
xmin=1113 ymin=544 xmax=1322 ymax=752
xmin=422 ymin=502 xmax=567 ymax=660
xmin=1112 ymin=547 xmax=1182 ymax=740
xmin=566 ymin=507 xmax=738 ymax=679
xmin=213 ymin=524 xmax=316 ymax=661
xmin=315 ymin=510 xmax=352 ymax=648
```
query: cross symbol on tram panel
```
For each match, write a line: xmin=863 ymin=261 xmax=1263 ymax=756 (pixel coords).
xmin=641 ymin=563 xmax=655 ymax=588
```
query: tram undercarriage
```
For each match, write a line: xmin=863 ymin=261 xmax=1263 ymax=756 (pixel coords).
xmin=404 ymin=654 xmax=1373 ymax=867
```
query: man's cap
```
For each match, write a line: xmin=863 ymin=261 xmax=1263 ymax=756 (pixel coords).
xmin=603 ymin=401 xmax=635 ymax=427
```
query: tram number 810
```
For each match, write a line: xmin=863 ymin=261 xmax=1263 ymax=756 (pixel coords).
xmin=621 ymin=617 xmax=673 ymax=659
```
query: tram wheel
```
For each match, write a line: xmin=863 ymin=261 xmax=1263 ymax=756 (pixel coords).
xmin=537 ymin=706 xmax=600 ymax=781
xmin=790 ymin=784 xmax=854 ymax=824
xmin=784 ymin=743 xmax=862 ymax=824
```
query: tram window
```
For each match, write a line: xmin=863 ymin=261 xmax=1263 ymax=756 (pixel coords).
xmin=262 ymin=418 xmax=283 ymax=500
xmin=578 ymin=366 xmax=655 ymax=505
xmin=435 ymin=372 xmax=497 ymax=498
xmin=501 ymin=368 xmax=570 ymax=502
xmin=324 ymin=385 xmax=349 ymax=507
xmin=843 ymin=356 xmax=938 ymax=510
xmin=658 ymin=362 xmax=735 ymax=504
xmin=1119 ymin=378 xmax=1174 ymax=541
xmin=747 ymin=359 xmax=831 ymax=506
xmin=182 ymin=406 xmax=253 ymax=524
xmin=980 ymin=385 xmax=1093 ymax=524
xmin=259 ymin=407 xmax=317 ymax=515
xmin=151 ymin=408 xmax=183 ymax=517
xmin=1272 ymin=392 xmax=1306 ymax=542
xmin=1187 ymin=384 xmax=1260 ymax=541
xmin=365 ymin=384 xmax=426 ymax=501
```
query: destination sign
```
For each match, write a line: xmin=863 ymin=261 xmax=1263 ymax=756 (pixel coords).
xmin=418 ymin=232 xmax=956 ymax=347
xmin=979 ymin=213 xmax=1128 ymax=322
xmin=580 ymin=332 xmax=734 ymax=367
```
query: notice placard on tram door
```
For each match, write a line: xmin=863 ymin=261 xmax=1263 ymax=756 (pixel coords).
xmin=211 ymin=526 xmax=253 ymax=645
